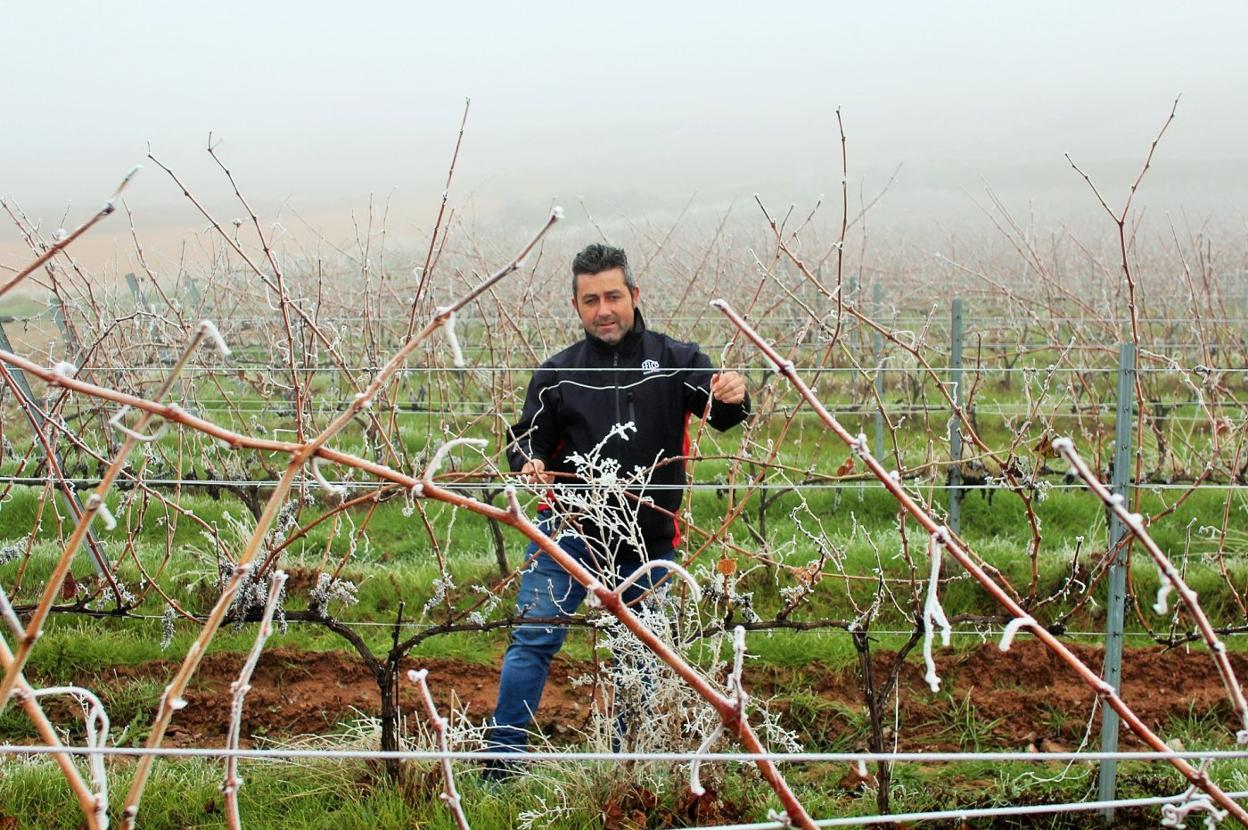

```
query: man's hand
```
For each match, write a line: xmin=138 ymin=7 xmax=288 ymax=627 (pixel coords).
xmin=520 ymin=458 xmax=553 ymax=485
xmin=710 ymin=371 xmax=747 ymax=405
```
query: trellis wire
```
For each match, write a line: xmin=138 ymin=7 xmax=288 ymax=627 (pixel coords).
xmin=12 ymin=363 xmax=1248 ymax=374
xmin=4 ymin=742 xmax=1246 ymax=829
xmin=5 ymin=743 xmax=1248 ymax=764
xmin=688 ymin=789 xmax=1248 ymax=830
xmin=5 ymin=477 xmax=1247 ymax=491
xmin=19 ymin=609 xmax=1248 ymax=638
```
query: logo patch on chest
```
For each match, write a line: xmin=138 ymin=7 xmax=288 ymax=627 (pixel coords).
xmin=641 ymin=359 xmax=660 ymax=373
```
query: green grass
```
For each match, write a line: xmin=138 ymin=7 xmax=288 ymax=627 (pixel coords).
xmin=745 ymin=630 xmax=865 ymax=667
xmin=1166 ymin=700 xmax=1236 ymax=746
xmin=0 ymin=755 xmax=416 ymax=830
xmin=927 ymin=690 xmax=1006 ymax=752
xmin=0 ymin=294 xmax=50 ymax=319
xmin=5 ymin=748 xmax=1239 ymax=829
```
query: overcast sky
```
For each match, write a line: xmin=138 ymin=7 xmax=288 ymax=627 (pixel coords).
xmin=3 ymin=0 xmax=1246 ymax=256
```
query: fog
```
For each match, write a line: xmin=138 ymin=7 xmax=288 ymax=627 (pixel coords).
xmin=3 ymin=0 xmax=1246 ymax=272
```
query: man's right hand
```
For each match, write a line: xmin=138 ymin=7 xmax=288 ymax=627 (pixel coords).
xmin=520 ymin=458 xmax=553 ymax=485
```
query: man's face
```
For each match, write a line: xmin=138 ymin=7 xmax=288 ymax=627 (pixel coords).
xmin=572 ymin=267 xmax=639 ymax=345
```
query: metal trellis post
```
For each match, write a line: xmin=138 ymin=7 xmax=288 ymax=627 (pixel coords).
xmin=124 ymin=272 xmax=149 ymax=312
xmin=185 ymin=276 xmax=202 ymax=310
xmin=49 ymin=294 xmax=81 ymax=363
xmin=1098 ymin=342 xmax=1136 ymax=819
xmin=948 ymin=299 xmax=964 ymax=534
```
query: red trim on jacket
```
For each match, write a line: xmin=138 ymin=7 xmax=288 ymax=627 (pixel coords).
xmin=672 ymin=412 xmax=692 ymax=550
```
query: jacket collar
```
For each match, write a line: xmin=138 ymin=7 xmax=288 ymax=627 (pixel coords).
xmin=585 ymin=307 xmax=646 ymax=355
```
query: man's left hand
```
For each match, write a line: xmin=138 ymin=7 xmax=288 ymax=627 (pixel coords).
xmin=710 ymin=371 xmax=747 ymax=405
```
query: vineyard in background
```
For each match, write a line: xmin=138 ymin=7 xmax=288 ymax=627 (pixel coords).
xmin=4 ymin=112 xmax=1248 ymax=828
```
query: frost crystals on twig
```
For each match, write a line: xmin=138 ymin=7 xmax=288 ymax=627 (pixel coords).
xmin=690 ymin=625 xmax=750 ymax=798
xmin=999 ymin=615 xmax=1036 ymax=652
xmin=198 ymin=319 xmax=231 ymax=356
xmin=424 ymin=438 xmax=489 ymax=484
xmin=1163 ymin=763 xmax=1229 ymax=830
xmin=108 ymin=406 xmax=169 ymax=443
xmin=311 ymin=457 xmax=348 ymax=498
xmin=223 ymin=570 xmax=288 ymax=830
xmin=408 ymin=668 xmax=471 ymax=830
xmin=614 ymin=559 xmax=702 ymax=604
xmin=308 ymin=572 xmax=358 ymax=618
xmin=31 ymin=686 xmax=111 ymax=829
xmin=436 ymin=307 xmax=466 ymax=367
xmin=922 ymin=532 xmax=952 ymax=692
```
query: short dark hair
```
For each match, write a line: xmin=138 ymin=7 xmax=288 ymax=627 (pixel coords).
xmin=571 ymin=243 xmax=635 ymax=295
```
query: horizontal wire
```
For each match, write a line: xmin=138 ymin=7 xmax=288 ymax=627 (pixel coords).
xmin=67 ymin=612 xmax=1248 ymax=639
xmin=19 ymin=311 xmax=1248 ymax=325
xmin=17 ymin=363 xmax=1248 ymax=374
xmin=13 ymin=338 xmax=1246 ymax=354
xmin=97 ymin=402 xmax=1238 ymax=420
xmin=2 ymin=744 xmax=1246 ymax=764
xmin=693 ymin=789 xmax=1248 ymax=830
xmin=16 ymin=735 xmax=1223 ymax=827
xmin=1 ymin=477 xmax=1244 ymax=492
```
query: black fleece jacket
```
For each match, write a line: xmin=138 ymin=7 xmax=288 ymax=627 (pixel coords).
xmin=506 ymin=309 xmax=750 ymax=559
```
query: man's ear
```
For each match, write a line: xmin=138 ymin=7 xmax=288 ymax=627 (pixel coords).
xmin=630 ymin=286 xmax=640 ymax=305
xmin=571 ymin=296 xmax=579 ymax=313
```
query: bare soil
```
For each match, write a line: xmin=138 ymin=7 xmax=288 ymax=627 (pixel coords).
xmin=77 ymin=639 xmax=1242 ymax=751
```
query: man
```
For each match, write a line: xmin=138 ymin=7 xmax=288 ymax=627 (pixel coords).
xmin=487 ymin=242 xmax=750 ymax=758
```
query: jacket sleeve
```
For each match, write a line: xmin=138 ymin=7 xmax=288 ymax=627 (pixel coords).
xmin=682 ymin=345 xmax=750 ymax=432
xmin=506 ymin=363 xmax=562 ymax=472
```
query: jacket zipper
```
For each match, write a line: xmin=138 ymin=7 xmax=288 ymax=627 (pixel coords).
xmin=613 ymin=352 xmax=621 ymax=428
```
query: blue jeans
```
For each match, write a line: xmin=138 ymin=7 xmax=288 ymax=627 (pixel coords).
xmin=488 ymin=516 xmax=672 ymax=753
